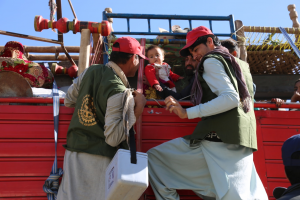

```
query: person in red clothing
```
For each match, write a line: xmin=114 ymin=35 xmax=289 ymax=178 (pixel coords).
xmin=144 ymin=45 xmax=183 ymax=92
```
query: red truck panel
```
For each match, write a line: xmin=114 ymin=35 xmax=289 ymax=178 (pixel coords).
xmin=0 ymin=105 xmax=297 ymax=199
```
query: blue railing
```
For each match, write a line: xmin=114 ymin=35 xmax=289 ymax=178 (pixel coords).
xmin=102 ymin=12 xmax=236 ymax=63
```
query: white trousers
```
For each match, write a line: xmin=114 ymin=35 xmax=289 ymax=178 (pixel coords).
xmin=148 ymin=138 xmax=268 ymax=200
xmin=57 ymin=150 xmax=111 ymax=200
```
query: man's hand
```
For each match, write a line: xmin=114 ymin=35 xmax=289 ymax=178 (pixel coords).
xmin=271 ymin=98 xmax=284 ymax=107
xmin=164 ymin=96 xmax=187 ymax=119
xmin=154 ymin=84 xmax=163 ymax=92
xmin=143 ymin=75 xmax=150 ymax=86
xmin=291 ymin=91 xmax=300 ymax=102
xmin=133 ymin=90 xmax=147 ymax=119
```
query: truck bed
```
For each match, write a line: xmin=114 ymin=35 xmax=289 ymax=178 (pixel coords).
xmin=0 ymin=103 xmax=298 ymax=200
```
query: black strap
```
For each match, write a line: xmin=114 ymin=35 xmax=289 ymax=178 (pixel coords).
xmin=129 ymin=127 xmax=137 ymax=164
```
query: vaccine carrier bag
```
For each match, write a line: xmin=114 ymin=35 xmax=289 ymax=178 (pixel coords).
xmin=105 ymin=128 xmax=148 ymax=200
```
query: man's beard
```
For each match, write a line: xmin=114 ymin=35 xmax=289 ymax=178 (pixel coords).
xmin=185 ymin=65 xmax=195 ymax=76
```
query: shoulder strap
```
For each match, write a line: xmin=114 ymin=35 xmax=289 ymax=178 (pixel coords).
xmin=129 ymin=127 xmax=137 ymax=164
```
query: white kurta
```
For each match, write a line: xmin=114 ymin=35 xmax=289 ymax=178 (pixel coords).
xmin=187 ymin=58 xmax=240 ymax=118
xmin=148 ymin=58 xmax=268 ymax=200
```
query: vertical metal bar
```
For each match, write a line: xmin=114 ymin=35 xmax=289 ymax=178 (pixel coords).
xmin=148 ymin=18 xmax=151 ymax=33
xmin=136 ymin=38 xmax=146 ymax=152
xmin=127 ymin=18 xmax=130 ymax=32
xmin=56 ymin=0 xmax=64 ymax=43
xmin=229 ymin=15 xmax=237 ymax=40
xmin=209 ymin=20 xmax=213 ymax=32
xmin=102 ymin=11 xmax=109 ymax=64
xmin=189 ymin=20 xmax=192 ymax=30
xmin=168 ymin=19 xmax=172 ymax=33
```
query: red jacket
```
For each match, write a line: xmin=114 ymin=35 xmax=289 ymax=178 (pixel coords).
xmin=144 ymin=63 xmax=180 ymax=87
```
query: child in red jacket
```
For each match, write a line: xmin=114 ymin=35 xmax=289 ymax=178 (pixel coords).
xmin=145 ymin=45 xmax=183 ymax=92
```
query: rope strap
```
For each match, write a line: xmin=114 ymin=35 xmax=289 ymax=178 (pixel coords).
xmin=231 ymin=25 xmax=244 ymax=37
xmin=43 ymin=63 xmax=63 ymax=200
xmin=43 ymin=168 xmax=64 ymax=198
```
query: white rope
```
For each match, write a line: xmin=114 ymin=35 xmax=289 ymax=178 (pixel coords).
xmin=149 ymin=98 xmax=164 ymax=107
xmin=149 ymin=94 xmax=194 ymax=108
xmin=102 ymin=38 xmax=110 ymax=56
xmin=231 ymin=25 xmax=244 ymax=37
xmin=178 ymin=94 xmax=193 ymax=100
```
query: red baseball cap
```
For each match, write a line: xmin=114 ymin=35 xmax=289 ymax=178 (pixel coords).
xmin=112 ymin=37 xmax=148 ymax=60
xmin=180 ymin=26 xmax=213 ymax=57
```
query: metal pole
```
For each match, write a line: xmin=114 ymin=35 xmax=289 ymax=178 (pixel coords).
xmin=67 ymin=0 xmax=77 ymax=19
xmin=229 ymin=15 xmax=237 ymax=40
xmin=56 ymin=0 xmax=64 ymax=43
xmin=102 ymin=11 xmax=109 ymax=64
xmin=0 ymin=30 xmax=61 ymax=44
xmin=0 ymin=97 xmax=64 ymax=104
xmin=209 ymin=20 xmax=213 ymax=32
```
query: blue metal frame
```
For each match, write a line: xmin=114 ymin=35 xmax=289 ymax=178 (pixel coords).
xmin=102 ymin=11 xmax=236 ymax=64
xmin=102 ymin=12 xmax=109 ymax=64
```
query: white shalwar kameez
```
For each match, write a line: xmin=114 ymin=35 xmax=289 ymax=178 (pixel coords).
xmin=148 ymin=58 xmax=268 ymax=200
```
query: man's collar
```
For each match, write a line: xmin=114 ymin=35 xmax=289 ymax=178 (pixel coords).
xmin=106 ymin=61 xmax=130 ymax=88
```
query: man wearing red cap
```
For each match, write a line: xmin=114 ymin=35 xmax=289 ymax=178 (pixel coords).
xmin=148 ymin=26 xmax=268 ymax=199
xmin=57 ymin=37 xmax=147 ymax=200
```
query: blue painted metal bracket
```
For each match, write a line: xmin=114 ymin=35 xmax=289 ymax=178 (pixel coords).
xmin=102 ymin=11 xmax=109 ymax=64
xmin=104 ymin=13 xmax=236 ymax=38
xmin=279 ymin=27 xmax=300 ymax=59
xmin=107 ymin=32 xmax=233 ymax=37
xmin=102 ymin=11 xmax=236 ymax=64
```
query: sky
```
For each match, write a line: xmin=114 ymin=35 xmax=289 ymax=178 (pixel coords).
xmin=0 ymin=0 xmax=299 ymax=48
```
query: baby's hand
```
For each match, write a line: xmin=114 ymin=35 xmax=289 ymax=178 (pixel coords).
xmin=178 ymin=76 xmax=184 ymax=80
xmin=154 ymin=84 xmax=163 ymax=92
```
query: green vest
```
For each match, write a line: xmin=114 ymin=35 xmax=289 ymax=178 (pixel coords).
xmin=175 ymin=75 xmax=193 ymax=93
xmin=64 ymin=64 xmax=129 ymax=158
xmin=184 ymin=54 xmax=257 ymax=150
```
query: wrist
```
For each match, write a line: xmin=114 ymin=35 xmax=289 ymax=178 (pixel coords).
xmin=180 ymin=108 xmax=188 ymax=119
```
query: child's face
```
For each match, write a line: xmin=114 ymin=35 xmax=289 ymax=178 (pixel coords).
xmin=147 ymin=48 xmax=164 ymax=65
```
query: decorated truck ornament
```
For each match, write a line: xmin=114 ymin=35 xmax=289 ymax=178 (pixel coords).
xmin=34 ymin=15 xmax=111 ymax=36
xmin=51 ymin=63 xmax=78 ymax=78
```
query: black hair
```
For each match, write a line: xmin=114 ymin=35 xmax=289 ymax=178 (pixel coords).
xmin=189 ymin=34 xmax=221 ymax=51
xmin=221 ymin=38 xmax=240 ymax=58
xmin=294 ymin=78 xmax=300 ymax=86
xmin=145 ymin=45 xmax=165 ymax=57
xmin=285 ymin=151 xmax=300 ymax=185
xmin=109 ymin=42 xmax=134 ymax=65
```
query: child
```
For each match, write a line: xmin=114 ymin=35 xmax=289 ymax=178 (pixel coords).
xmin=144 ymin=45 xmax=182 ymax=92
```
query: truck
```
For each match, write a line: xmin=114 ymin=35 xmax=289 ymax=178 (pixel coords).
xmin=1 ymin=7 xmax=300 ymax=200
